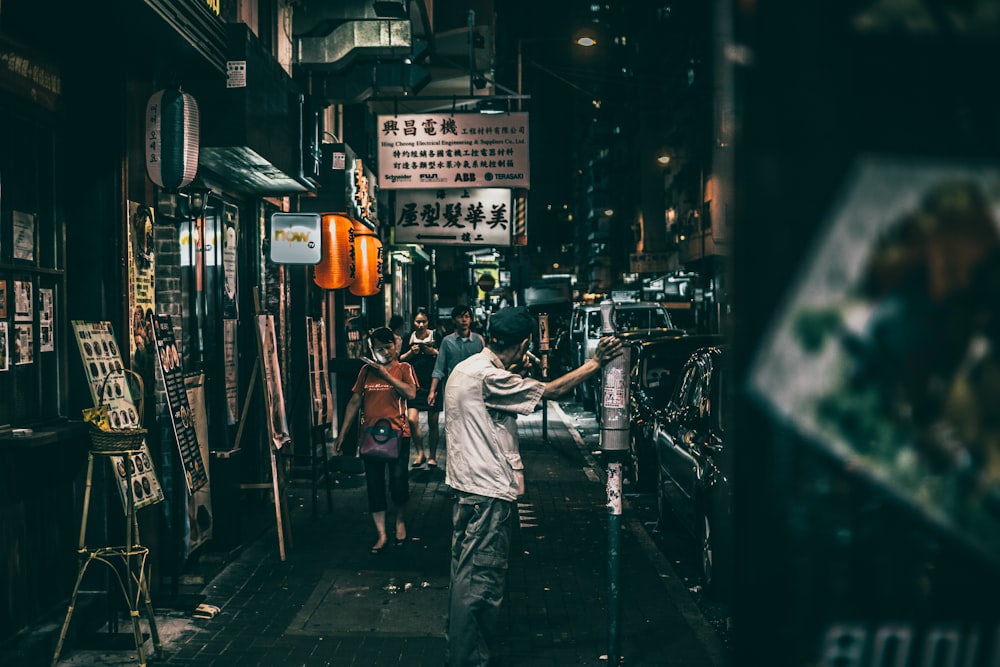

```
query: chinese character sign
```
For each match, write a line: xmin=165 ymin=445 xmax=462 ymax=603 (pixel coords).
xmin=377 ymin=113 xmax=529 ymax=190
xmin=393 ymin=188 xmax=514 ymax=247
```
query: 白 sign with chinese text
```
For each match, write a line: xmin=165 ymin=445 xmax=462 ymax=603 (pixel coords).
xmin=392 ymin=189 xmax=514 ymax=247
xmin=377 ymin=113 xmax=529 ymax=190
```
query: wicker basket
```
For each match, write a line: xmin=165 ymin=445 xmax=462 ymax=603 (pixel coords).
xmin=88 ymin=423 xmax=148 ymax=453
xmin=87 ymin=369 xmax=146 ymax=453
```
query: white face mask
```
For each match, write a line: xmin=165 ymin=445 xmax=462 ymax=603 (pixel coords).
xmin=368 ymin=340 xmax=390 ymax=365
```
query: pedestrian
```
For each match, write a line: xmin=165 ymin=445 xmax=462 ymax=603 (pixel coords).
xmin=388 ymin=313 xmax=405 ymax=351
xmin=398 ymin=307 xmax=442 ymax=467
xmin=428 ymin=305 xmax=485 ymax=422
xmin=333 ymin=327 xmax=418 ymax=554
xmin=444 ymin=306 xmax=623 ymax=667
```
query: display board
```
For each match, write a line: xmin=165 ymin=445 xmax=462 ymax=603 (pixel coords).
xmin=258 ymin=313 xmax=290 ymax=450
xmin=183 ymin=374 xmax=213 ymax=555
xmin=148 ymin=314 xmax=209 ymax=493
xmin=71 ymin=320 xmax=165 ymax=510
xmin=306 ymin=316 xmax=334 ymax=428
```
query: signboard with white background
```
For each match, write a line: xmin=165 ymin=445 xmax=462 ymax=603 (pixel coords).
xmin=269 ymin=213 xmax=321 ymax=264
xmin=392 ymin=188 xmax=514 ymax=247
xmin=377 ymin=113 xmax=529 ymax=190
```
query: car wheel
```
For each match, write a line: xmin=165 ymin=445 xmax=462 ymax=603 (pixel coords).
xmin=698 ymin=502 xmax=732 ymax=599
xmin=699 ymin=513 xmax=715 ymax=592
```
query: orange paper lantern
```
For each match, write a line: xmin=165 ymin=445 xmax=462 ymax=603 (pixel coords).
xmin=313 ymin=214 xmax=355 ymax=289
xmin=349 ymin=222 xmax=383 ymax=297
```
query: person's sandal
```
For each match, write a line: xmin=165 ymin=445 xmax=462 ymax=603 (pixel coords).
xmin=426 ymin=459 xmax=437 ymax=468
xmin=412 ymin=454 xmax=426 ymax=466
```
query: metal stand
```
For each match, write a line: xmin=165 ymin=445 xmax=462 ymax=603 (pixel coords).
xmin=52 ymin=447 xmax=161 ymax=666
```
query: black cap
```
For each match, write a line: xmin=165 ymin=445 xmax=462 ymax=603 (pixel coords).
xmin=488 ymin=306 xmax=536 ymax=346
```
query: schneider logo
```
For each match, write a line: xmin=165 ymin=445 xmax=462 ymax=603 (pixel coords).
xmin=487 ymin=173 xmax=524 ymax=181
xmin=386 ymin=174 xmax=413 ymax=183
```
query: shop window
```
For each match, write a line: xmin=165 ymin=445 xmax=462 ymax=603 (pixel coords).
xmin=0 ymin=100 xmax=65 ymax=429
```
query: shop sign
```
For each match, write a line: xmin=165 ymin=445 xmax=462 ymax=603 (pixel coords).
xmin=0 ymin=40 xmax=61 ymax=111
xmin=392 ymin=188 xmax=513 ymax=247
xmin=629 ymin=251 xmax=674 ymax=274
xmin=377 ymin=112 xmax=530 ymax=190
xmin=269 ymin=212 xmax=321 ymax=264
xmin=349 ymin=158 xmax=379 ymax=226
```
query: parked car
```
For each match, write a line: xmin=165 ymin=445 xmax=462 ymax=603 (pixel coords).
xmin=569 ymin=301 xmax=673 ymax=410
xmin=623 ymin=332 xmax=725 ymax=493
xmin=652 ymin=344 xmax=733 ymax=596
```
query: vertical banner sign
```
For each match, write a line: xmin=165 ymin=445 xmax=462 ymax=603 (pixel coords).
xmin=149 ymin=315 xmax=209 ymax=493
xmin=224 ymin=319 xmax=238 ymax=425
xmin=306 ymin=317 xmax=334 ymax=427
xmin=183 ymin=374 xmax=214 ymax=555
xmin=222 ymin=205 xmax=238 ymax=320
xmin=72 ymin=320 xmax=165 ymax=509
xmin=258 ymin=314 xmax=290 ymax=450
xmin=128 ymin=202 xmax=156 ymax=362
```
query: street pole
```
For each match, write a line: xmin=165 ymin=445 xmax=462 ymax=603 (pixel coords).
xmin=517 ymin=38 xmax=523 ymax=112
xmin=538 ymin=313 xmax=549 ymax=441
xmin=598 ymin=299 xmax=628 ymax=666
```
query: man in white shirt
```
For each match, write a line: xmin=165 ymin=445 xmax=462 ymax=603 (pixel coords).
xmin=444 ymin=306 xmax=622 ymax=667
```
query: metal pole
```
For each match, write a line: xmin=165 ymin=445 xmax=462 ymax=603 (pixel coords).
xmin=517 ymin=39 xmax=523 ymax=112
xmin=605 ymin=455 xmax=623 ymax=667
xmin=539 ymin=313 xmax=549 ymax=441
xmin=598 ymin=299 xmax=627 ymax=665
xmin=468 ymin=10 xmax=476 ymax=96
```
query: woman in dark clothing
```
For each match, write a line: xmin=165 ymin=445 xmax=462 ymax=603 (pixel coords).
xmin=334 ymin=327 xmax=417 ymax=554
xmin=398 ymin=307 xmax=443 ymax=467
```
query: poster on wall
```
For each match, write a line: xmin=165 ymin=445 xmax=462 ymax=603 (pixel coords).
xmin=306 ymin=317 xmax=334 ymax=428
xmin=344 ymin=305 xmax=364 ymax=360
xmin=71 ymin=320 xmax=165 ymax=510
xmin=38 ymin=288 xmax=53 ymax=352
xmin=184 ymin=374 xmax=213 ymax=555
xmin=0 ymin=280 xmax=7 ymax=318
xmin=224 ymin=319 xmax=238 ymax=425
xmin=128 ymin=202 xmax=156 ymax=362
xmin=13 ymin=323 xmax=32 ymax=365
xmin=257 ymin=314 xmax=290 ymax=450
xmin=12 ymin=211 xmax=35 ymax=262
xmin=14 ymin=280 xmax=31 ymax=321
xmin=149 ymin=314 xmax=209 ymax=493
xmin=0 ymin=322 xmax=8 ymax=372
xmin=222 ymin=207 xmax=238 ymax=319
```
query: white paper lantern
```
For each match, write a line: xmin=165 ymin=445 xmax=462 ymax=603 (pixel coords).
xmin=146 ymin=88 xmax=200 ymax=189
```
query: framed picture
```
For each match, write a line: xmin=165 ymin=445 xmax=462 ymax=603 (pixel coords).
xmin=0 ymin=280 xmax=6 ymax=319
xmin=12 ymin=211 xmax=35 ymax=263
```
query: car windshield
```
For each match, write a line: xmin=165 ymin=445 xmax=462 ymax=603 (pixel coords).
xmin=639 ymin=347 xmax=693 ymax=402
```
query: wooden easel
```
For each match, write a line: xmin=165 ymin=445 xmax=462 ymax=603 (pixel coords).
xmin=231 ymin=289 xmax=292 ymax=560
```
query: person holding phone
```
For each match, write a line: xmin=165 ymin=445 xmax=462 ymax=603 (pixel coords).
xmin=398 ymin=307 xmax=442 ymax=467
xmin=334 ymin=327 xmax=418 ymax=554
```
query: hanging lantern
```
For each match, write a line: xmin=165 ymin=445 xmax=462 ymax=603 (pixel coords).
xmin=349 ymin=221 xmax=383 ymax=297
xmin=146 ymin=87 xmax=200 ymax=189
xmin=313 ymin=214 xmax=355 ymax=289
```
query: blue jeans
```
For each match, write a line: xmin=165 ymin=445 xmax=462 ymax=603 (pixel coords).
xmin=447 ymin=492 xmax=514 ymax=667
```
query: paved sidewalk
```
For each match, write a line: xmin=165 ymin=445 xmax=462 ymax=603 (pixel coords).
xmin=46 ymin=401 xmax=729 ymax=667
